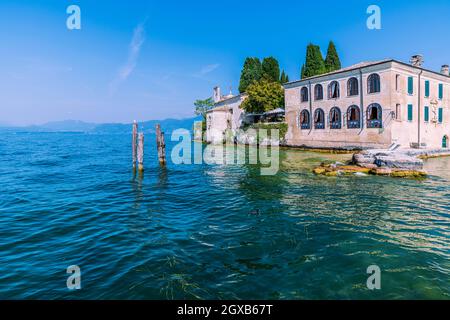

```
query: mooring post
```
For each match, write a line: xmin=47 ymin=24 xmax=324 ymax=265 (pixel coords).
xmin=132 ymin=120 xmax=138 ymax=170
xmin=137 ymin=132 xmax=144 ymax=172
xmin=156 ymin=124 xmax=166 ymax=165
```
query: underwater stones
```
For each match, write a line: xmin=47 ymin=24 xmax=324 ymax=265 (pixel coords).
xmin=390 ymin=170 xmax=427 ymax=178
xmin=370 ymin=167 xmax=392 ymax=176
xmin=313 ymin=167 xmax=327 ymax=175
xmin=313 ymin=162 xmax=426 ymax=178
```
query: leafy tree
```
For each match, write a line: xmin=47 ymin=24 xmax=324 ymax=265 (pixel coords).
xmin=301 ymin=44 xmax=326 ymax=79
xmin=324 ymin=41 xmax=341 ymax=72
xmin=280 ymin=70 xmax=289 ymax=84
xmin=194 ymin=97 xmax=214 ymax=120
xmin=238 ymin=57 xmax=262 ymax=93
xmin=241 ymin=79 xmax=284 ymax=113
xmin=261 ymin=57 xmax=280 ymax=83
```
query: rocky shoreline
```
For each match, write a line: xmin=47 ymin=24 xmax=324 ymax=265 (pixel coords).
xmin=313 ymin=148 xmax=450 ymax=178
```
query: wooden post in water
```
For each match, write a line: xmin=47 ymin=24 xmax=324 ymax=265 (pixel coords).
xmin=156 ymin=124 xmax=166 ymax=165
xmin=132 ymin=121 xmax=138 ymax=170
xmin=137 ymin=132 xmax=144 ymax=172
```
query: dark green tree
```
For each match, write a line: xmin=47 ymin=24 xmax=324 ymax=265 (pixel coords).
xmin=238 ymin=57 xmax=262 ymax=93
xmin=301 ymin=44 xmax=326 ymax=79
xmin=280 ymin=70 xmax=289 ymax=84
xmin=261 ymin=57 xmax=280 ymax=83
xmin=324 ymin=41 xmax=341 ymax=72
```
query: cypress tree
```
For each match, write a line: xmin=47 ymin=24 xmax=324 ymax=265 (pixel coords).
xmin=324 ymin=41 xmax=341 ymax=72
xmin=301 ymin=44 xmax=326 ymax=79
xmin=280 ymin=70 xmax=289 ymax=84
xmin=238 ymin=57 xmax=262 ymax=93
xmin=261 ymin=57 xmax=280 ymax=83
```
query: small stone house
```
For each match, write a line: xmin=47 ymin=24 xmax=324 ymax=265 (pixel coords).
xmin=206 ymin=87 xmax=247 ymax=144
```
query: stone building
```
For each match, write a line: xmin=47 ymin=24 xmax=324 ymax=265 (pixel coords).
xmin=284 ymin=57 xmax=450 ymax=150
xmin=205 ymin=87 xmax=247 ymax=144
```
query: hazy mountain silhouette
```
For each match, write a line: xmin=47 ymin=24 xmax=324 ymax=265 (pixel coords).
xmin=0 ymin=117 xmax=201 ymax=134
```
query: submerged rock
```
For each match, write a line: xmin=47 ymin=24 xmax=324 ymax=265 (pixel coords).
xmin=313 ymin=157 xmax=427 ymax=178
xmin=353 ymin=150 xmax=424 ymax=170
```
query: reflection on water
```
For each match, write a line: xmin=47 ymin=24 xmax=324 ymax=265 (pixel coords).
xmin=0 ymin=133 xmax=449 ymax=300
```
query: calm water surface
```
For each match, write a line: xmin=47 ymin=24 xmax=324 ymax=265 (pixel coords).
xmin=0 ymin=132 xmax=449 ymax=299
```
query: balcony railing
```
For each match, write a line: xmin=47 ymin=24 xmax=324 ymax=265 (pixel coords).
xmin=367 ymin=119 xmax=382 ymax=128
xmin=301 ymin=122 xmax=311 ymax=130
xmin=347 ymin=120 xmax=361 ymax=129
xmin=330 ymin=122 xmax=341 ymax=129
xmin=314 ymin=122 xmax=325 ymax=129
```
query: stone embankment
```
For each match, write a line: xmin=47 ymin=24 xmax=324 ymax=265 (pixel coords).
xmin=313 ymin=148 xmax=450 ymax=178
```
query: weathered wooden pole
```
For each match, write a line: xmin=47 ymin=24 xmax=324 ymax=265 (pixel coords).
xmin=156 ymin=124 xmax=166 ymax=165
xmin=132 ymin=120 xmax=138 ymax=170
xmin=137 ymin=132 xmax=144 ymax=172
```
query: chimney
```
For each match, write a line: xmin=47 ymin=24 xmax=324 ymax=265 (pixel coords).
xmin=213 ymin=86 xmax=221 ymax=103
xmin=410 ymin=54 xmax=424 ymax=67
xmin=441 ymin=65 xmax=449 ymax=76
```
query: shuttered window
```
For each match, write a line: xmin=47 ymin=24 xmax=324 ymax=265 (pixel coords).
xmin=424 ymin=106 xmax=429 ymax=122
xmin=408 ymin=104 xmax=413 ymax=121
xmin=425 ymin=81 xmax=430 ymax=97
xmin=408 ymin=77 xmax=414 ymax=95
xmin=439 ymin=84 xmax=443 ymax=100
xmin=438 ymin=108 xmax=443 ymax=123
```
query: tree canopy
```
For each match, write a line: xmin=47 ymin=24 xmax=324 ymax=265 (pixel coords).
xmin=238 ymin=57 xmax=262 ymax=93
xmin=324 ymin=41 xmax=341 ymax=72
xmin=280 ymin=70 xmax=289 ymax=84
xmin=261 ymin=57 xmax=280 ymax=83
xmin=301 ymin=44 xmax=326 ymax=79
xmin=194 ymin=97 xmax=214 ymax=120
xmin=241 ymin=80 xmax=285 ymax=114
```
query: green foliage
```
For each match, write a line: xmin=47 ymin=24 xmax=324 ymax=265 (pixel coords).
xmin=301 ymin=43 xmax=326 ymax=79
xmin=241 ymin=80 xmax=284 ymax=114
xmin=247 ymin=122 xmax=288 ymax=141
xmin=261 ymin=57 xmax=280 ymax=83
xmin=324 ymin=41 xmax=341 ymax=72
xmin=238 ymin=57 xmax=262 ymax=93
xmin=194 ymin=97 xmax=214 ymax=120
xmin=280 ymin=70 xmax=289 ymax=84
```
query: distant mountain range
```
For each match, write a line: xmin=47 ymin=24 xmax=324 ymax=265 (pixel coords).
xmin=0 ymin=117 xmax=202 ymax=134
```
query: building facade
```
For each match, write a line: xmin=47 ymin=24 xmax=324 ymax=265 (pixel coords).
xmin=206 ymin=87 xmax=247 ymax=144
xmin=284 ymin=59 xmax=450 ymax=150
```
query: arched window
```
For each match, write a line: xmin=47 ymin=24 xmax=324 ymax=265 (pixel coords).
xmin=328 ymin=81 xmax=340 ymax=99
xmin=299 ymin=109 xmax=311 ymax=129
xmin=314 ymin=108 xmax=325 ymax=129
xmin=347 ymin=105 xmax=361 ymax=129
xmin=347 ymin=77 xmax=359 ymax=96
xmin=368 ymin=73 xmax=381 ymax=94
xmin=314 ymin=84 xmax=323 ymax=101
xmin=367 ymin=103 xmax=383 ymax=128
xmin=301 ymin=87 xmax=309 ymax=102
xmin=329 ymin=107 xmax=342 ymax=129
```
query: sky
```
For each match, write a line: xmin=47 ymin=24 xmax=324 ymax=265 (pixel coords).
xmin=1 ymin=0 xmax=450 ymax=126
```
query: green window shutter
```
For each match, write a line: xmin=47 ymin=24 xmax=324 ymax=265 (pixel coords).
xmin=439 ymin=84 xmax=443 ymax=100
xmin=408 ymin=104 xmax=413 ymax=121
xmin=438 ymin=108 xmax=443 ymax=123
xmin=424 ymin=106 xmax=429 ymax=122
xmin=408 ymin=77 xmax=414 ymax=95
xmin=425 ymin=81 xmax=430 ymax=97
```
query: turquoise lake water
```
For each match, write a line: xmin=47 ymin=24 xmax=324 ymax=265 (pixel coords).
xmin=0 ymin=132 xmax=449 ymax=299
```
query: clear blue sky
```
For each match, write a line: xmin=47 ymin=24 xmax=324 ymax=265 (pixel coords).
xmin=1 ymin=0 xmax=449 ymax=125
